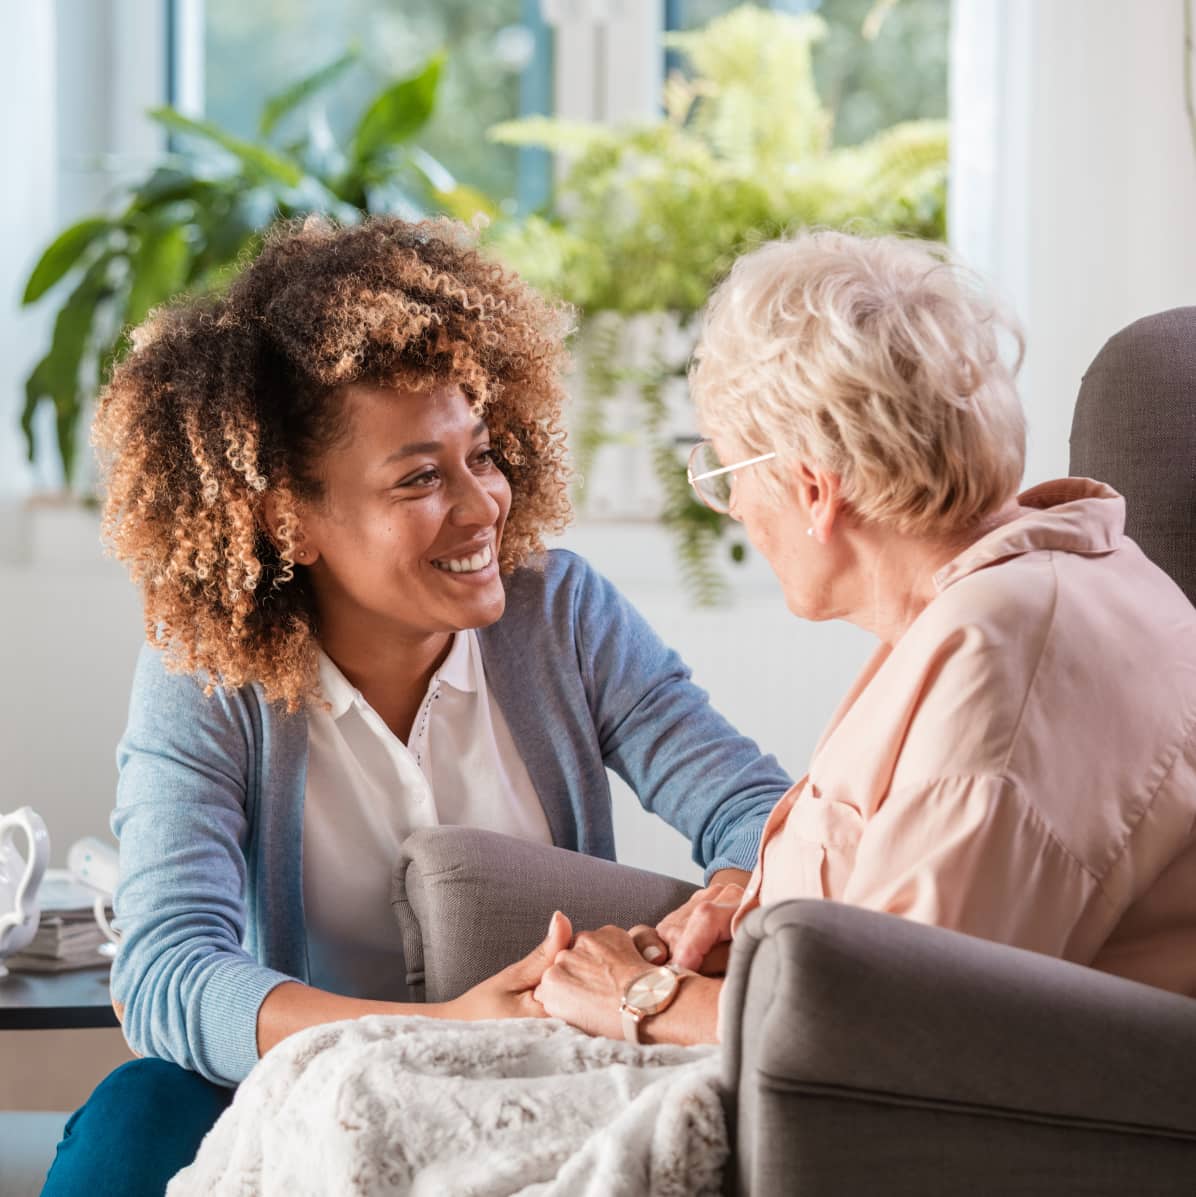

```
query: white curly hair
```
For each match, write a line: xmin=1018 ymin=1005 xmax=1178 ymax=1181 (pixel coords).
xmin=690 ymin=230 xmax=1027 ymax=536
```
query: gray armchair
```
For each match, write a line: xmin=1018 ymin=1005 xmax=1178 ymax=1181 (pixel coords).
xmin=393 ymin=308 xmax=1196 ymax=1195
xmin=1070 ymin=305 xmax=1196 ymax=606
xmin=394 ymin=830 xmax=1196 ymax=1196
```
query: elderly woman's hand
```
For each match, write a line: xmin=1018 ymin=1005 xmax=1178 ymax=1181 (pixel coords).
xmin=534 ymin=925 xmax=654 ymax=1040
xmin=631 ymin=874 xmax=746 ymax=974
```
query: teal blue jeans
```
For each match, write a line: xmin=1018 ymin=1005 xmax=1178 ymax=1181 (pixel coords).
xmin=40 ymin=1058 xmax=232 ymax=1197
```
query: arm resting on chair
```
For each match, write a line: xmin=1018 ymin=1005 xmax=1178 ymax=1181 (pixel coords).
xmin=392 ymin=826 xmax=699 ymax=1003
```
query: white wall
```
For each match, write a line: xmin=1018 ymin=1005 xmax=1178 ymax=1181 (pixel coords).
xmin=545 ymin=0 xmax=663 ymax=125
xmin=950 ymin=0 xmax=1196 ymax=487
xmin=0 ymin=513 xmax=143 ymax=867
xmin=56 ymin=0 xmax=169 ymax=223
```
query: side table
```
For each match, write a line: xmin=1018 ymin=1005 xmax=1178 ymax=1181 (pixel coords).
xmin=0 ymin=966 xmax=118 ymax=1030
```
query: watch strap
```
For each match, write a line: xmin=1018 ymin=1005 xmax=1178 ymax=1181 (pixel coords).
xmin=620 ymin=1004 xmax=644 ymax=1044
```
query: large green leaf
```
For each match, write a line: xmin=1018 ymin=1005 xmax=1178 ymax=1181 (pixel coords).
xmin=20 ymin=359 xmax=50 ymax=462
xmin=21 ymin=217 xmax=112 ymax=305
xmin=54 ymin=395 xmax=81 ymax=490
xmin=124 ymin=223 xmax=191 ymax=328
xmin=22 ymin=254 xmax=113 ymax=481
xmin=42 ymin=257 xmax=111 ymax=404
xmin=259 ymin=47 xmax=358 ymax=138
xmin=200 ymin=200 xmax=258 ymax=268
xmin=129 ymin=164 xmax=223 ymax=212
xmin=178 ymin=183 xmax=274 ymax=287
xmin=148 ymin=106 xmax=304 ymax=187
xmin=351 ymin=53 xmax=443 ymax=167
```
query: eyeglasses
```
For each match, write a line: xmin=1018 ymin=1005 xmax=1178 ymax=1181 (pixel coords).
xmin=686 ymin=440 xmax=776 ymax=514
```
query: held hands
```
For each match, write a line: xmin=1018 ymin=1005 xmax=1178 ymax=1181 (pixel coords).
xmin=534 ymin=924 xmax=655 ymax=1039
xmin=443 ymin=911 xmax=573 ymax=1022
xmin=439 ymin=876 xmax=746 ymax=1036
xmin=441 ymin=912 xmax=644 ymax=1037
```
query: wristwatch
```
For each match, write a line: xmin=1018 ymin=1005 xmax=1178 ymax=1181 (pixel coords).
xmin=619 ymin=963 xmax=695 ymax=1044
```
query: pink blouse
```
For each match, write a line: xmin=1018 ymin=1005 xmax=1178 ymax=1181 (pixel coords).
xmin=733 ymin=479 xmax=1196 ymax=997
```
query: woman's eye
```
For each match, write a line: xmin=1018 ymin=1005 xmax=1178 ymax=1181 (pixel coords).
xmin=397 ymin=469 xmax=439 ymax=489
xmin=473 ymin=448 xmax=501 ymax=470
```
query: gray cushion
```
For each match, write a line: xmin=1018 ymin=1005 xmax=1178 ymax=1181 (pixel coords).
xmin=722 ymin=901 xmax=1196 ymax=1196
xmin=1069 ymin=306 xmax=1196 ymax=604
xmin=392 ymin=827 xmax=698 ymax=1002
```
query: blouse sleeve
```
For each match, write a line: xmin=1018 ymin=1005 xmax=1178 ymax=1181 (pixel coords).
xmin=841 ymin=773 xmax=1099 ymax=956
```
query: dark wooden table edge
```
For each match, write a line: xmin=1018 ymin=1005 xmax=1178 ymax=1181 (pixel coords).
xmin=0 ymin=966 xmax=119 ymax=1031
xmin=1 ymin=1005 xmax=120 ymax=1030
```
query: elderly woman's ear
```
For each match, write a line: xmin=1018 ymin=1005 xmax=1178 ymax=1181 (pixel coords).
xmin=790 ymin=460 xmax=844 ymax=545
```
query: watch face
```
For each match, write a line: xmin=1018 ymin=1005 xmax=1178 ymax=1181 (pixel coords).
xmin=625 ymin=966 xmax=678 ymax=1015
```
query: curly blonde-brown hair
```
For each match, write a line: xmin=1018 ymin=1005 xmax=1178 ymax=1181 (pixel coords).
xmin=93 ymin=215 xmax=574 ymax=711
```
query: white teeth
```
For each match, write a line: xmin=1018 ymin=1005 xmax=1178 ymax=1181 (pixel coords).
xmin=434 ymin=543 xmax=493 ymax=574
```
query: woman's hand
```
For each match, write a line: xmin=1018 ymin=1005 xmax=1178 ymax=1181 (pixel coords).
xmin=632 ymin=874 xmax=747 ymax=974
xmin=260 ymin=915 xmax=571 ymax=1052
xmin=534 ymin=925 xmax=653 ymax=1039
xmin=258 ymin=915 xmax=569 ymax=1052
xmin=442 ymin=911 xmax=573 ymax=1022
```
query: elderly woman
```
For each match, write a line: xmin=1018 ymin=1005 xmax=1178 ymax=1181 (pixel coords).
xmin=536 ymin=230 xmax=1196 ymax=1045
xmin=42 ymin=216 xmax=790 ymax=1197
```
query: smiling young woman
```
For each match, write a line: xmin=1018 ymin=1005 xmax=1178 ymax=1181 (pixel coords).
xmin=285 ymin=383 xmax=515 ymax=743
xmin=41 ymin=216 xmax=791 ymax=1197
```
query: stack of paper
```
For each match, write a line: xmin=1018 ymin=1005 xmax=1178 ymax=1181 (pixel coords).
xmin=6 ymin=870 xmax=115 ymax=973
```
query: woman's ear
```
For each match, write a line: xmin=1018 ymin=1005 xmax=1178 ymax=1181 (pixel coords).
xmin=792 ymin=461 xmax=844 ymax=544
xmin=262 ymin=492 xmax=318 ymax=566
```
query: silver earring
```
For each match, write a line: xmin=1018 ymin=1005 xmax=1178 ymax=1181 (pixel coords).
xmin=806 ymin=527 xmax=814 ymax=537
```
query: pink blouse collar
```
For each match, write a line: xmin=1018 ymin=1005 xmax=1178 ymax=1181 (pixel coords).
xmin=933 ymin=477 xmax=1125 ymax=592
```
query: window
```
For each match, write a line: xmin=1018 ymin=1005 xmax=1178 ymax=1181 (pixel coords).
xmin=185 ymin=0 xmax=552 ymax=212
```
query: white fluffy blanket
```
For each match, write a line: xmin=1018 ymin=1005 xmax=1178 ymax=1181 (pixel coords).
xmin=166 ymin=1017 xmax=725 ymax=1197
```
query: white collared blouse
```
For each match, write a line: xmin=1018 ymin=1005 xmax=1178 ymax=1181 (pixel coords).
xmin=302 ymin=629 xmax=551 ymax=1000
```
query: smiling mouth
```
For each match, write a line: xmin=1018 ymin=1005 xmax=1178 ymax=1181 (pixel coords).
xmin=431 ymin=543 xmax=494 ymax=574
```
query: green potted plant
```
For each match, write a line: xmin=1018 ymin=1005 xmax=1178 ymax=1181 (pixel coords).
xmin=18 ymin=48 xmax=491 ymax=499
xmin=487 ymin=5 xmax=948 ymax=602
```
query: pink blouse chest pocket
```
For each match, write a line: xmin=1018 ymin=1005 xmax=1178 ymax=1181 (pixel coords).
xmin=765 ymin=785 xmax=866 ymax=901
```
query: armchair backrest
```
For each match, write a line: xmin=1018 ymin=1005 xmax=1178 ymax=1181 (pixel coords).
xmin=1069 ymin=306 xmax=1196 ymax=605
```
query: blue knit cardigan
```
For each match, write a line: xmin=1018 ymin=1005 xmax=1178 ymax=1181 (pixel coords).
xmin=109 ymin=550 xmax=791 ymax=1085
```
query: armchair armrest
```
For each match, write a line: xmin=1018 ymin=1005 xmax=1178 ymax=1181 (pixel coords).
xmin=392 ymin=827 xmax=699 ymax=1002
xmin=721 ymin=900 xmax=1196 ymax=1196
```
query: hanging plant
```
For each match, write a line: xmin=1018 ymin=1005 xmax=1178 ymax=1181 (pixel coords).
xmin=486 ymin=4 xmax=949 ymax=603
